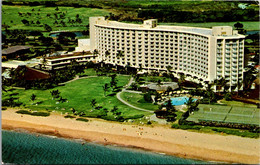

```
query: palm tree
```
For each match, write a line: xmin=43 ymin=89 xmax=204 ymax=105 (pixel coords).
xmin=156 ymin=79 xmax=163 ymax=87
xmin=50 ymin=90 xmax=60 ymax=99
xmin=41 ymin=56 xmax=48 ymax=70
xmin=166 ymin=65 xmax=173 ymax=74
xmin=243 ymin=67 xmax=257 ymax=91
xmin=116 ymin=50 xmax=124 ymax=58
xmin=30 ymin=94 xmax=36 ymax=104
xmin=111 ymin=106 xmax=118 ymax=115
xmin=185 ymin=97 xmax=199 ymax=115
xmin=90 ymin=99 xmax=97 ymax=109
xmin=206 ymin=83 xmax=216 ymax=104
xmin=214 ymin=77 xmax=227 ymax=94
xmin=103 ymin=83 xmax=110 ymax=97
xmin=105 ymin=50 xmax=110 ymax=57
xmin=93 ymin=49 xmax=99 ymax=56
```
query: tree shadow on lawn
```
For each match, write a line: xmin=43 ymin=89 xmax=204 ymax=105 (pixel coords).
xmin=107 ymin=93 xmax=116 ymax=96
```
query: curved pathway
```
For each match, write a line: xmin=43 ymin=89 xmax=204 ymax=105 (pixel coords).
xmin=116 ymin=77 xmax=153 ymax=113
xmin=59 ymin=75 xmax=98 ymax=85
xmin=116 ymin=92 xmax=153 ymax=113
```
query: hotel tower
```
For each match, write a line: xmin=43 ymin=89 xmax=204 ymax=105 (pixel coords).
xmin=89 ymin=17 xmax=245 ymax=91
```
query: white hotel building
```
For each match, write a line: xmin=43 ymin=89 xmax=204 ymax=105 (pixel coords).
xmin=89 ymin=17 xmax=245 ymax=90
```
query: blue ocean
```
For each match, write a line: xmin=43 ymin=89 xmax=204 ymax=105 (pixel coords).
xmin=2 ymin=130 xmax=209 ymax=164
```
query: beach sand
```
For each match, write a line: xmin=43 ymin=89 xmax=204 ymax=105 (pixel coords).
xmin=2 ymin=108 xmax=260 ymax=164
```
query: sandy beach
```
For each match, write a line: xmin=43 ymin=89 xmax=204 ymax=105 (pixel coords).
xmin=2 ymin=108 xmax=260 ymax=164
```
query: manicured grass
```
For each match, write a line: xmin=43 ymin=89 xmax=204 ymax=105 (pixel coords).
xmin=120 ymin=92 xmax=158 ymax=111
xmin=2 ymin=5 xmax=109 ymax=31
xmin=160 ymin=21 xmax=260 ymax=31
xmin=78 ymin=68 xmax=98 ymax=77
xmin=2 ymin=73 xmax=151 ymax=119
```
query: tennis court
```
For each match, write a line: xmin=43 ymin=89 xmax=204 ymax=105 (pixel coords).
xmin=187 ymin=104 xmax=260 ymax=125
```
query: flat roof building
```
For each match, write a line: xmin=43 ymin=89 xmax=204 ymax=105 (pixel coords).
xmin=89 ymin=17 xmax=245 ymax=91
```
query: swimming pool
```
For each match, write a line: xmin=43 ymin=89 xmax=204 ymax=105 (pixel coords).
xmin=170 ymin=97 xmax=197 ymax=106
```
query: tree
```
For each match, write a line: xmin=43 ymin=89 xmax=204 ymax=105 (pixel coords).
xmin=103 ymin=83 xmax=110 ymax=97
xmin=105 ymin=50 xmax=110 ymax=57
xmin=234 ymin=22 xmax=243 ymax=30
xmin=205 ymin=83 xmax=216 ymax=104
xmin=55 ymin=7 xmax=59 ymax=11
xmin=50 ymin=90 xmax=60 ymax=99
xmin=156 ymin=79 xmax=162 ymax=87
xmin=224 ymin=92 xmax=232 ymax=101
xmin=109 ymin=74 xmax=117 ymax=91
xmin=41 ymin=56 xmax=48 ymax=69
xmin=143 ymin=92 xmax=152 ymax=103
xmin=243 ymin=67 xmax=257 ymax=91
xmin=111 ymin=106 xmax=118 ymax=114
xmin=21 ymin=19 xmax=29 ymax=25
xmin=93 ymin=49 xmax=99 ymax=56
xmin=155 ymin=99 xmax=177 ymax=122
xmin=30 ymin=94 xmax=36 ymax=103
xmin=90 ymin=99 xmax=97 ymax=109
xmin=44 ymin=24 xmax=52 ymax=32
xmin=154 ymin=91 xmax=161 ymax=102
xmin=116 ymin=50 xmax=124 ymax=58
xmin=185 ymin=97 xmax=199 ymax=115
xmin=166 ymin=65 xmax=173 ymax=74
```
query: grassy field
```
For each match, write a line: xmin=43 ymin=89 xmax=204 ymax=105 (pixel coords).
xmin=120 ymin=92 xmax=158 ymax=111
xmin=2 ymin=5 xmax=109 ymax=31
xmin=160 ymin=21 xmax=260 ymax=31
xmin=2 ymin=74 xmax=151 ymax=119
xmin=187 ymin=104 xmax=259 ymax=125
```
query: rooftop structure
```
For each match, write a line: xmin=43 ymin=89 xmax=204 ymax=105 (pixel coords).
xmin=89 ymin=17 xmax=245 ymax=91
xmin=2 ymin=46 xmax=31 ymax=55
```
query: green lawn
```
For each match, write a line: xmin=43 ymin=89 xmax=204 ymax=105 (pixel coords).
xmin=120 ymin=92 xmax=158 ymax=111
xmin=160 ymin=21 xmax=260 ymax=31
xmin=2 ymin=5 xmax=109 ymax=31
xmin=3 ymin=74 xmax=151 ymax=119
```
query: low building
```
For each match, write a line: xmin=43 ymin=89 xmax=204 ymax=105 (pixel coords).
xmin=2 ymin=45 xmax=31 ymax=60
xmin=140 ymin=82 xmax=178 ymax=93
xmin=75 ymin=39 xmax=91 ymax=52
xmin=40 ymin=51 xmax=97 ymax=70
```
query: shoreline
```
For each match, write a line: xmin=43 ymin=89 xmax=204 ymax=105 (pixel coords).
xmin=2 ymin=108 xmax=260 ymax=164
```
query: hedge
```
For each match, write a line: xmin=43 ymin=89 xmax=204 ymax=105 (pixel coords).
xmin=76 ymin=118 xmax=89 ymax=122
xmin=16 ymin=110 xmax=50 ymax=117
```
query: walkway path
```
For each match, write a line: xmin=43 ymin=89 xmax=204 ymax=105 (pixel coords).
xmin=116 ymin=92 xmax=153 ymax=113
xmin=59 ymin=75 xmax=98 ymax=85
xmin=116 ymin=77 xmax=153 ymax=113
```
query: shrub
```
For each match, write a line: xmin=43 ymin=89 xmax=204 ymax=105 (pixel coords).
xmin=147 ymin=121 xmax=152 ymax=125
xmin=16 ymin=110 xmax=31 ymax=115
xmin=171 ymin=123 xmax=201 ymax=130
xmin=31 ymin=111 xmax=50 ymax=117
xmin=2 ymin=107 xmax=7 ymax=110
xmin=64 ymin=115 xmax=76 ymax=118
xmin=16 ymin=110 xmax=50 ymax=117
xmin=76 ymin=118 xmax=89 ymax=122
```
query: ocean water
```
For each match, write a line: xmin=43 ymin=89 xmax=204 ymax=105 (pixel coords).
xmin=2 ymin=130 xmax=209 ymax=164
